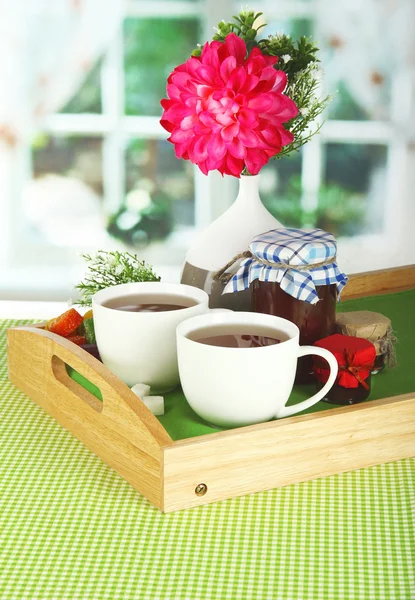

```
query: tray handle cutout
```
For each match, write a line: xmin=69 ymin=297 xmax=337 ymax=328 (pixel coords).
xmin=52 ymin=355 xmax=103 ymax=413
xmin=49 ymin=339 xmax=121 ymax=415
xmin=7 ymin=326 xmax=173 ymax=450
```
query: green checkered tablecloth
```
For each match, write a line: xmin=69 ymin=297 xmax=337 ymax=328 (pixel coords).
xmin=1 ymin=318 xmax=414 ymax=600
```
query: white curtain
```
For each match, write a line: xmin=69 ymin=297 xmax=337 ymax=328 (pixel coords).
xmin=0 ymin=0 xmax=124 ymax=261
xmin=0 ymin=0 xmax=124 ymax=141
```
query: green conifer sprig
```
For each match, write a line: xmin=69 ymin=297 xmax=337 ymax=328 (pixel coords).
xmin=74 ymin=250 xmax=160 ymax=307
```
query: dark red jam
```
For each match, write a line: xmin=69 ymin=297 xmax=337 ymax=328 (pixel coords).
xmin=317 ymin=374 xmax=371 ymax=405
xmin=251 ymin=280 xmax=337 ymax=382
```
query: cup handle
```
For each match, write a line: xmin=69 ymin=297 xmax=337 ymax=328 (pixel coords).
xmin=276 ymin=346 xmax=338 ymax=419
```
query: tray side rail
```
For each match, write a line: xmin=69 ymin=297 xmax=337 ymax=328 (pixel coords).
xmin=342 ymin=264 xmax=415 ymax=300
xmin=7 ymin=326 xmax=173 ymax=509
xmin=163 ymin=393 xmax=415 ymax=512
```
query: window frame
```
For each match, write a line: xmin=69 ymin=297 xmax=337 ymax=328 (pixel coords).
xmin=2 ymin=0 xmax=414 ymax=299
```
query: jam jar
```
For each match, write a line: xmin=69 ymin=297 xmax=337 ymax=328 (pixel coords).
xmin=335 ymin=311 xmax=396 ymax=376
xmin=252 ymin=280 xmax=337 ymax=382
xmin=216 ymin=227 xmax=348 ymax=383
xmin=316 ymin=374 xmax=371 ymax=404
xmin=313 ymin=334 xmax=376 ymax=405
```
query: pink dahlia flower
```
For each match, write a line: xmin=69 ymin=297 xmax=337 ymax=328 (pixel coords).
xmin=160 ymin=33 xmax=298 ymax=177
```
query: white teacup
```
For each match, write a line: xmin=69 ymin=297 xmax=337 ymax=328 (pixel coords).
xmin=177 ymin=311 xmax=338 ymax=427
xmin=93 ymin=282 xmax=216 ymax=391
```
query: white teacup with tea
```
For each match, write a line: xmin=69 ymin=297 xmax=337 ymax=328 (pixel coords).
xmin=177 ymin=311 xmax=338 ymax=427
xmin=93 ymin=282 xmax=216 ymax=391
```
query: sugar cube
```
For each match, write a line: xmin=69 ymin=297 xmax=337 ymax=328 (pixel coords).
xmin=130 ymin=383 xmax=151 ymax=399
xmin=142 ymin=396 xmax=164 ymax=416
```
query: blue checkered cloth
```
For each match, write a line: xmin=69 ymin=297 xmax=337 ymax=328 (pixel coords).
xmin=223 ymin=228 xmax=348 ymax=304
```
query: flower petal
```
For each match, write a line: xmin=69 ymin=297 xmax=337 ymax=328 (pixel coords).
xmin=272 ymin=70 xmax=287 ymax=93
xmin=224 ymin=33 xmax=247 ymax=64
xmin=245 ymin=148 xmax=269 ymax=174
xmin=238 ymin=126 xmax=260 ymax=148
xmin=180 ymin=115 xmax=198 ymax=130
xmin=171 ymin=71 xmax=193 ymax=90
xmin=207 ymin=133 xmax=227 ymax=161
xmin=199 ymin=111 xmax=216 ymax=127
xmin=196 ymin=84 xmax=214 ymax=98
xmin=160 ymin=119 xmax=174 ymax=133
xmin=221 ymin=121 xmax=240 ymax=141
xmin=170 ymin=127 xmax=193 ymax=143
xmin=198 ymin=160 xmax=209 ymax=175
xmin=277 ymin=125 xmax=294 ymax=146
xmin=193 ymin=134 xmax=210 ymax=162
xmin=216 ymin=112 xmax=235 ymax=126
xmin=268 ymin=94 xmax=299 ymax=120
xmin=200 ymin=43 xmax=220 ymax=71
xmin=237 ymin=108 xmax=259 ymax=129
xmin=219 ymin=56 xmax=237 ymax=83
xmin=228 ymin=66 xmax=247 ymax=93
xmin=226 ymin=153 xmax=244 ymax=177
xmin=186 ymin=57 xmax=204 ymax=79
xmin=226 ymin=136 xmax=246 ymax=159
xmin=259 ymin=125 xmax=282 ymax=149
xmin=163 ymin=104 xmax=191 ymax=123
xmin=247 ymin=94 xmax=273 ymax=113
xmin=166 ymin=84 xmax=181 ymax=101
xmin=160 ymin=98 xmax=173 ymax=111
xmin=240 ymin=74 xmax=259 ymax=94
xmin=172 ymin=141 xmax=188 ymax=159
xmin=196 ymin=65 xmax=217 ymax=85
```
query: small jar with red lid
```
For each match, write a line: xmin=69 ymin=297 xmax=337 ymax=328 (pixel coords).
xmin=312 ymin=334 xmax=376 ymax=405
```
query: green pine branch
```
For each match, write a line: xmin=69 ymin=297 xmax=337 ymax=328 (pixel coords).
xmin=74 ymin=250 xmax=160 ymax=308
xmin=276 ymin=63 xmax=332 ymax=158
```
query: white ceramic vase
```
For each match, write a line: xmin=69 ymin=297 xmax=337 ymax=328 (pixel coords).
xmin=181 ymin=174 xmax=282 ymax=310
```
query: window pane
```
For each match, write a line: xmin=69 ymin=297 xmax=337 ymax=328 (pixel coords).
xmin=107 ymin=139 xmax=194 ymax=248
xmin=59 ymin=60 xmax=102 ymax=114
xmin=260 ymin=144 xmax=387 ymax=238
xmin=259 ymin=153 xmax=304 ymax=227
xmin=124 ymin=18 xmax=200 ymax=116
xmin=27 ymin=136 xmax=106 ymax=248
xmin=260 ymin=18 xmax=313 ymax=40
xmin=319 ymin=143 xmax=387 ymax=236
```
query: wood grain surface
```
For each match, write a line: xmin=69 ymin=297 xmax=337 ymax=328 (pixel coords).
xmin=7 ymin=327 xmax=173 ymax=509
xmin=342 ymin=265 xmax=415 ymax=300
xmin=163 ymin=394 xmax=415 ymax=511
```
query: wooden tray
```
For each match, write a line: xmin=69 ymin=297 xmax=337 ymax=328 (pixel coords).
xmin=7 ymin=266 xmax=415 ymax=513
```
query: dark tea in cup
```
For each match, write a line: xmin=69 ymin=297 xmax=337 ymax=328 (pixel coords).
xmin=187 ymin=324 xmax=289 ymax=348
xmin=92 ymin=282 xmax=210 ymax=389
xmin=102 ymin=294 xmax=198 ymax=313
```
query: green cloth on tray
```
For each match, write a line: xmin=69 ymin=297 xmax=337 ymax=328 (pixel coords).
xmin=1 ymin=291 xmax=414 ymax=600
xmin=69 ymin=289 xmax=415 ymax=441
xmin=162 ymin=289 xmax=415 ymax=438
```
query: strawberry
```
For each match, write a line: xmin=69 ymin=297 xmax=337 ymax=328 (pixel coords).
xmin=46 ymin=308 xmax=84 ymax=337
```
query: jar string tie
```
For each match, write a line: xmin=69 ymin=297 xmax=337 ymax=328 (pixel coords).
xmin=341 ymin=349 xmax=375 ymax=390
xmin=213 ymin=251 xmax=337 ymax=284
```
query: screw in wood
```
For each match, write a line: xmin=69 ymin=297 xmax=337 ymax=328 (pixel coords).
xmin=195 ymin=483 xmax=208 ymax=496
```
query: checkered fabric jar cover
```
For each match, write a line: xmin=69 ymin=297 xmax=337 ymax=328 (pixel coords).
xmin=223 ymin=228 xmax=348 ymax=304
